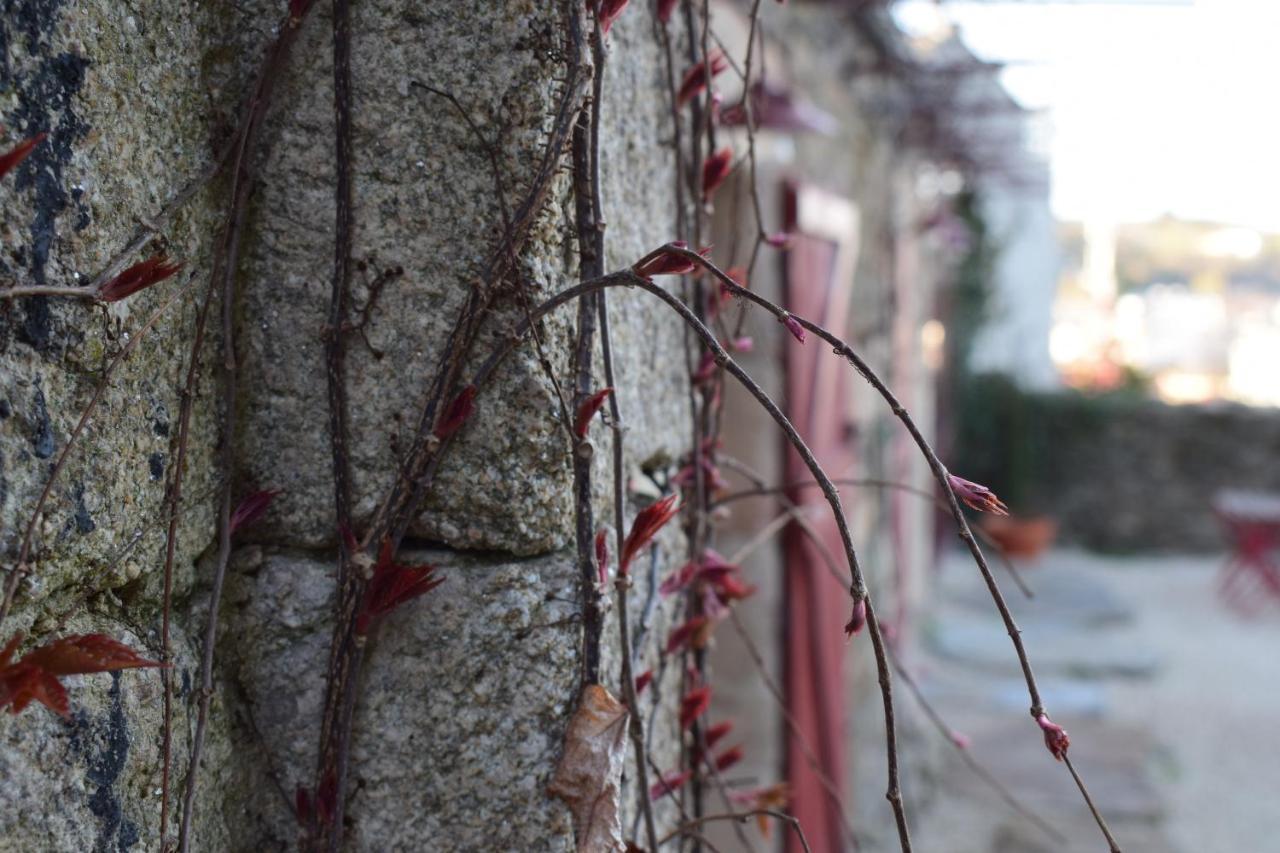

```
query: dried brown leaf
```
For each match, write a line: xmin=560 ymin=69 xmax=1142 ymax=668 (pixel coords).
xmin=548 ymin=684 xmax=629 ymax=852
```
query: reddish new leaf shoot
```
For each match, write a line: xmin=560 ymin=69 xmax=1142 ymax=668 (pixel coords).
xmin=620 ymin=494 xmax=680 ymax=575
xmin=575 ymin=388 xmax=614 ymax=439
xmin=229 ymin=488 xmax=282 ymax=536
xmin=0 ymin=132 xmax=45 ymax=180
xmin=98 ymin=255 xmax=183 ymax=303
xmin=356 ymin=542 xmax=445 ymax=635
xmin=434 ymin=385 xmax=477 ymax=439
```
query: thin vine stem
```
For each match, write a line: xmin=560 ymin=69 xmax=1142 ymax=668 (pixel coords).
xmin=664 ymin=243 xmax=1120 ymax=850
xmin=460 ymin=264 xmax=913 ymax=853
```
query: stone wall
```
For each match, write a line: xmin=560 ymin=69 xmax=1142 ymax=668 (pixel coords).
xmin=958 ymin=375 xmax=1280 ymax=552
xmin=1 ymin=2 xmax=688 ymax=850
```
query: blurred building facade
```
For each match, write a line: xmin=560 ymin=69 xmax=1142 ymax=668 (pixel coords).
xmin=701 ymin=3 xmax=1044 ymax=850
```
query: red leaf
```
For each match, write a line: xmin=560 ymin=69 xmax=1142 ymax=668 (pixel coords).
xmin=712 ymin=744 xmax=744 ymax=772
xmin=710 ymin=571 xmax=756 ymax=602
xmin=229 ymin=488 xmax=282 ymax=536
xmin=594 ymin=529 xmax=610 ymax=587
xmin=657 ymin=0 xmax=679 ymax=24
xmin=677 ymin=50 xmax=729 ymax=106
xmin=620 ymin=494 xmax=680 ymax=574
xmin=316 ymin=771 xmax=337 ymax=827
xmin=701 ymin=146 xmax=733 ymax=200
xmin=574 ymin=387 xmax=614 ymax=439
xmin=704 ymin=719 xmax=733 ymax=750
xmin=23 ymin=634 xmax=163 ymax=675
xmin=634 ymin=669 xmax=653 ymax=695
xmin=357 ymin=542 xmax=444 ymax=634
xmin=0 ymin=633 xmax=160 ymax=718
xmin=0 ymin=663 xmax=68 ymax=717
xmin=665 ymin=615 xmax=709 ymax=655
xmin=658 ymin=559 xmax=698 ymax=597
xmin=98 ymin=255 xmax=184 ymax=302
xmin=598 ymin=0 xmax=630 ymax=36
xmin=679 ymin=685 xmax=712 ymax=729
xmin=0 ymin=132 xmax=45 ymax=180
xmin=434 ymin=385 xmax=477 ymax=439
xmin=633 ymin=242 xmax=711 ymax=278
xmin=289 ymin=0 xmax=315 ymax=19
xmin=649 ymin=768 xmax=693 ymax=800
xmin=294 ymin=786 xmax=312 ymax=827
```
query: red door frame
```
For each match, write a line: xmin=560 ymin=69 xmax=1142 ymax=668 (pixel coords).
xmin=781 ymin=181 xmax=862 ymax=853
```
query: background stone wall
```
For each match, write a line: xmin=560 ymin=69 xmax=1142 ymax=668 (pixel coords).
xmin=957 ymin=374 xmax=1280 ymax=552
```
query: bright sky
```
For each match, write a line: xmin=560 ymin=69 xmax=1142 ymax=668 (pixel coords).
xmin=894 ymin=0 xmax=1280 ymax=231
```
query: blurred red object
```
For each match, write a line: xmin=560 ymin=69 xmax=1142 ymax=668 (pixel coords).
xmin=979 ymin=515 xmax=1058 ymax=560
xmin=1212 ymin=490 xmax=1280 ymax=614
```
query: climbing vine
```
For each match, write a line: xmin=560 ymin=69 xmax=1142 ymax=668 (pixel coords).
xmin=0 ymin=3 xmax=1127 ymax=853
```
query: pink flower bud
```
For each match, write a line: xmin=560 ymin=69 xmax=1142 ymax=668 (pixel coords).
xmin=764 ymin=231 xmax=793 ymax=249
xmin=843 ymin=598 xmax=867 ymax=638
xmin=1036 ymin=714 xmax=1070 ymax=761
xmin=946 ymin=473 xmax=1009 ymax=516
xmin=779 ymin=312 xmax=806 ymax=343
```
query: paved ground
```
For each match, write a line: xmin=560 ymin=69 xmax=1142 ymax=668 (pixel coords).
xmin=907 ymin=548 xmax=1280 ymax=853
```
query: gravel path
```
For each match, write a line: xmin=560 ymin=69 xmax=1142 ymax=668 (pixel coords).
xmin=906 ymin=548 xmax=1280 ymax=853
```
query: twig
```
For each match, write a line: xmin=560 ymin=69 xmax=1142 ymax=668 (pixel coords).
xmin=0 ymin=283 xmax=99 ymax=300
xmin=660 ymin=809 xmax=812 ymax=853
xmin=177 ymin=6 xmax=312 ymax=849
xmin=458 ymin=265 xmax=913 ymax=853
xmin=667 ymin=243 xmax=1118 ymax=850
xmin=590 ymin=23 xmax=661 ymax=838
xmin=889 ymin=649 xmax=1066 ymax=844
xmin=714 ymin=475 xmax=1035 ymax=599
xmin=309 ymin=6 xmax=591 ymax=850
xmin=1064 ymin=755 xmax=1123 ymax=853
xmin=0 ymin=148 xmax=230 ymax=302
xmin=314 ymin=1 xmax=359 ymax=849
xmin=568 ymin=6 xmax=607 ymax=685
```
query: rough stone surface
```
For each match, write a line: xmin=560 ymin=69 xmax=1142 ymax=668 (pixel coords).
xmin=221 ymin=542 xmax=683 ymax=851
xmin=0 ymin=0 xmax=261 ymax=632
xmin=0 ymin=2 xmax=702 ymax=849
xmin=0 ymin=3 xmax=264 ymax=849
xmin=236 ymin=2 xmax=687 ymax=556
xmin=0 ymin=613 xmax=232 ymax=853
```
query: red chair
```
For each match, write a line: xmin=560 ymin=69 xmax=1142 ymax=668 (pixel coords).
xmin=1212 ymin=490 xmax=1280 ymax=614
